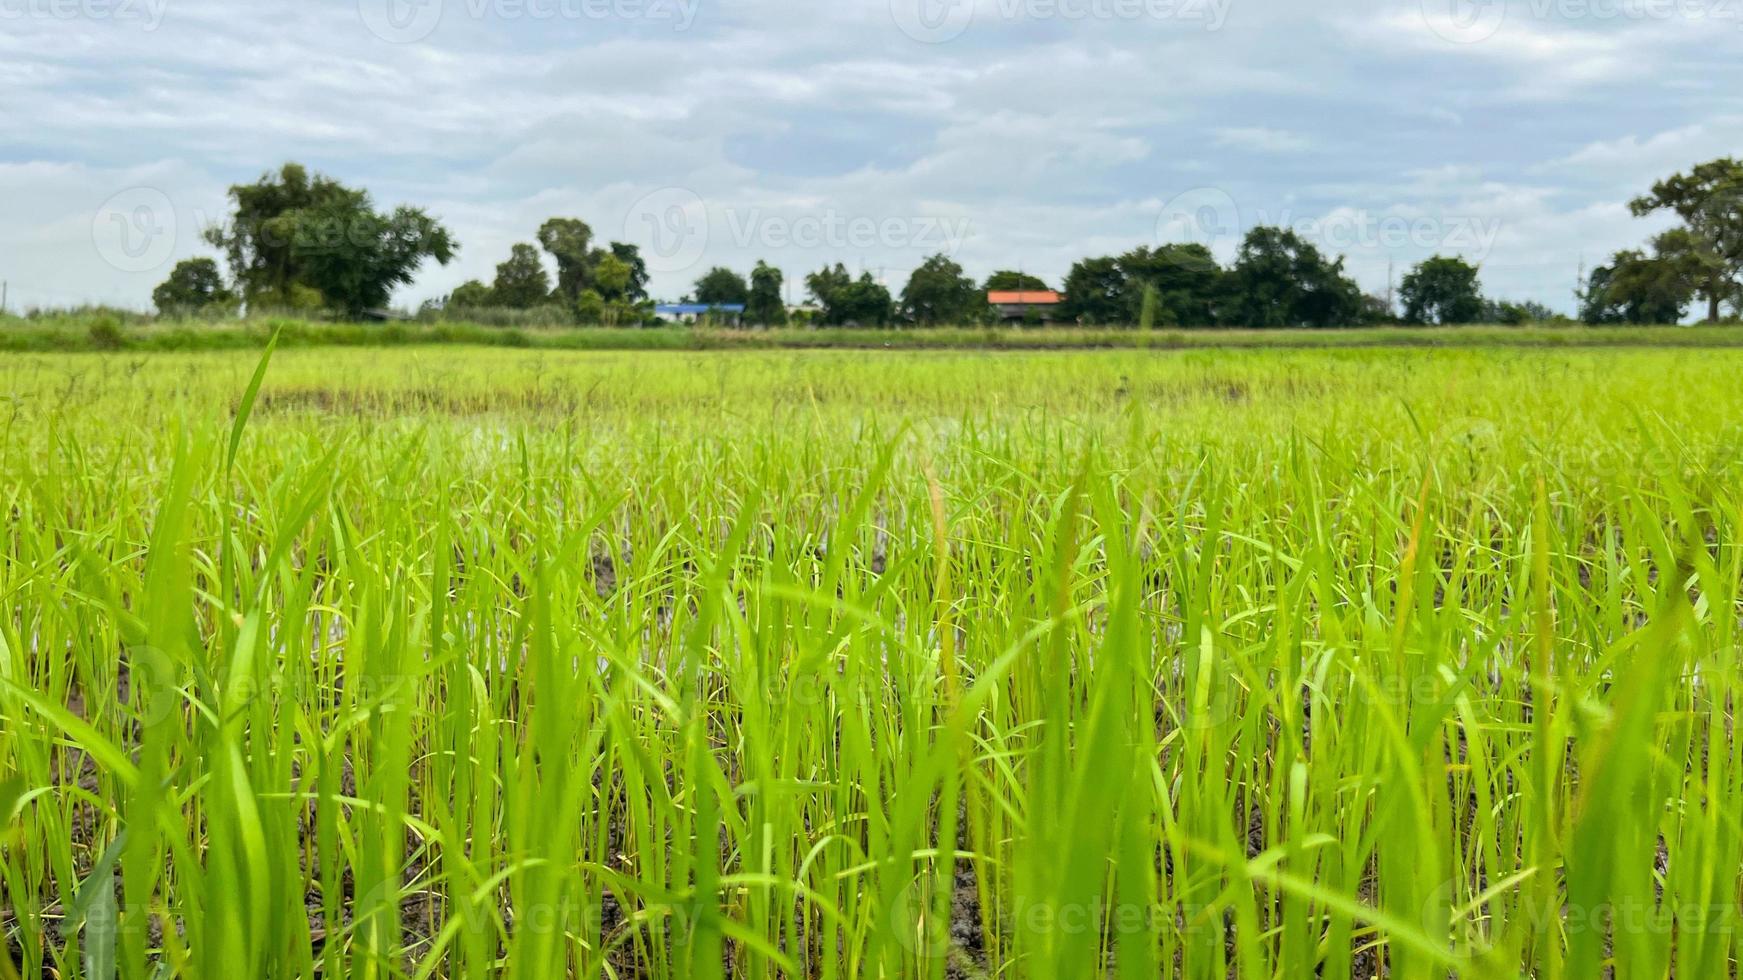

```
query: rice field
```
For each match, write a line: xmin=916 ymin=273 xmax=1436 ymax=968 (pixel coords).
xmin=2 ymin=345 xmax=1741 ymax=979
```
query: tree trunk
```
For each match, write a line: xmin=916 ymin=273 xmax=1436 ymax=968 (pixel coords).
xmin=1711 ymin=291 xmax=1723 ymax=324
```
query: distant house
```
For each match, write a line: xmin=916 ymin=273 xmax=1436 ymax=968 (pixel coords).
xmin=988 ymin=290 xmax=1064 ymax=322
xmin=654 ymin=303 xmax=746 ymax=326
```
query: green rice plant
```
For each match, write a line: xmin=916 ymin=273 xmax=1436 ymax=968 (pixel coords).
xmin=1 ymin=344 xmax=1741 ymax=978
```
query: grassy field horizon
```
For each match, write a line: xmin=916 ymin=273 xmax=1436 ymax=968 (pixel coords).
xmin=4 ymin=344 xmax=1741 ymax=978
xmin=5 ymin=313 xmax=1743 ymax=355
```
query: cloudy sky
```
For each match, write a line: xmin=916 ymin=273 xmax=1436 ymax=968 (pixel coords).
xmin=2 ymin=0 xmax=1739 ymax=313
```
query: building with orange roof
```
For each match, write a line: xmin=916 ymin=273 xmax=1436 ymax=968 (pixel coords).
xmin=987 ymin=290 xmax=1065 ymax=322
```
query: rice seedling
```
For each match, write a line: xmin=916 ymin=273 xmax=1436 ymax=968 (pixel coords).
xmin=1 ymin=345 xmax=1739 ymax=978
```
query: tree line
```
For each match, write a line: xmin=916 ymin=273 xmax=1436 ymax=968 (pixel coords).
xmin=154 ymin=159 xmax=1743 ymax=327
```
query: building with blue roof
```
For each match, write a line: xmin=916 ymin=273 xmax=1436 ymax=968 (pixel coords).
xmin=654 ymin=303 xmax=746 ymax=325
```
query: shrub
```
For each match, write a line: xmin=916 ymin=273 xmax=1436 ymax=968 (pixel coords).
xmin=87 ymin=315 xmax=126 ymax=350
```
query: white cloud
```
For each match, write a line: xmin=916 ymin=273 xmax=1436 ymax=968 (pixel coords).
xmin=0 ymin=0 xmax=1735 ymax=313
xmin=1214 ymin=127 xmax=1312 ymax=153
xmin=1354 ymin=7 xmax=1645 ymax=92
xmin=1539 ymin=121 xmax=1743 ymax=177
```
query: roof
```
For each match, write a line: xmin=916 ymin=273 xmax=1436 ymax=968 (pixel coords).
xmin=987 ymin=291 xmax=1063 ymax=305
xmin=655 ymin=303 xmax=746 ymax=315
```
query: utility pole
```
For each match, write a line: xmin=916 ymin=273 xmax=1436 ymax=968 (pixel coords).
xmin=1385 ymin=260 xmax=1395 ymax=314
xmin=1 ymin=280 xmax=8 ymax=317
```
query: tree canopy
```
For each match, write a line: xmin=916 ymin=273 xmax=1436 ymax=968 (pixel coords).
xmin=446 ymin=280 xmax=494 ymax=310
xmin=1400 ymin=256 xmax=1484 ymax=326
xmin=610 ymin=243 xmax=650 ymax=303
xmin=1581 ymin=245 xmax=1700 ymax=325
xmin=1061 ymin=256 xmax=1128 ymax=324
xmin=1117 ymin=244 xmax=1224 ymax=326
xmin=152 ymin=258 xmax=235 ymax=315
xmin=1055 ymin=234 xmax=1360 ymax=328
xmin=831 ymin=275 xmax=895 ymax=327
xmin=492 ymin=244 xmax=551 ymax=309
xmin=900 ymin=254 xmax=982 ymax=325
xmin=203 ymin=162 xmax=454 ymax=315
xmin=537 ymin=218 xmax=597 ymax=302
xmin=984 ymin=270 xmax=1049 ymax=292
xmin=747 ymin=261 xmax=787 ymax=326
xmin=1629 ymin=157 xmax=1743 ymax=323
xmin=694 ymin=267 xmax=750 ymax=306
xmin=807 ymin=264 xmax=893 ymax=326
xmin=593 ymin=254 xmax=633 ymax=303
xmin=1223 ymin=228 xmax=1363 ymax=328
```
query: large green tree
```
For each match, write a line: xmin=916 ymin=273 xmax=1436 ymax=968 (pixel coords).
xmin=747 ymin=261 xmax=787 ymax=326
xmin=537 ymin=218 xmax=596 ymax=302
xmin=1060 ymin=256 xmax=1128 ymax=324
xmin=1116 ymin=244 xmax=1224 ymax=326
xmin=805 ymin=263 xmax=854 ymax=314
xmin=294 ymin=205 xmax=456 ymax=315
xmin=204 ymin=162 xmax=455 ymax=315
xmin=1223 ymin=228 xmax=1363 ymax=328
xmin=1629 ymin=157 xmax=1743 ymax=323
xmin=531 ymin=219 xmax=653 ymax=309
xmin=900 ymin=253 xmax=982 ymax=325
xmin=1057 ymin=246 xmax=1225 ymax=326
xmin=1399 ymin=256 xmax=1484 ymax=325
xmin=574 ymin=290 xmax=607 ymax=324
xmin=152 ymin=258 xmax=235 ymax=315
xmin=984 ymin=270 xmax=1049 ymax=292
xmin=592 ymin=254 xmax=633 ymax=304
xmin=806 ymin=265 xmax=892 ymax=326
xmin=204 ymin=162 xmax=342 ymax=306
xmin=610 ymin=243 xmax=650 ymax=302
xmin=492 ymin=244 xmax=551 ymax=309
xmin=694 ymin=267 xmax=750 ymax=307
xmin=1580 ymin=246 xmax=1699 ymax=325
xmin=829 ymin=274 xmax=895 ymax=327
xmin=446 ymin=280 xmax=495 ymax=310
